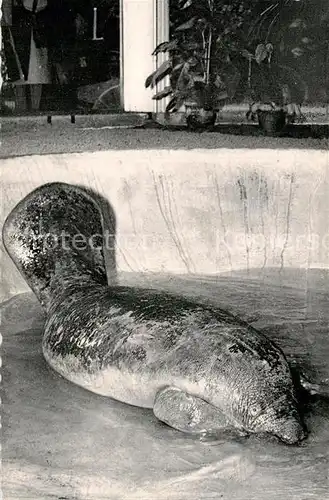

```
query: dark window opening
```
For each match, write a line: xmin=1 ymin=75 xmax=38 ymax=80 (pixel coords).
xmin=1 ymin=0 xmax=121 ymax=115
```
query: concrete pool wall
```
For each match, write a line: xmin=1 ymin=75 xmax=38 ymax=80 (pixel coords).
xmin=1 ymin=147 xmax=329 ymax=300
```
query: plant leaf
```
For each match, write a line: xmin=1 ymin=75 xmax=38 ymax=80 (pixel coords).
xmin=255 ymin=44 xmax=268 ymax=64
xmin=178 ymin=0 xmax=192 ymax=9
xmin=172 ymin=62 xmax=184 ymax=73
xmin=291 ymin=47 xmax=304 ymax=57
xmin=289 ymin=18 xmax=307 ymax=29
xmin=174 ymin=93 xmax=190 ymax=110
xmin=241 ymin=49 xmax=254 ymax=60
xmin=175 ymin=17 xmax=197 ymax=31
xmin=146 ymin=60 xmax=172 ymax=89
xmin=145 ymin=71 xmax=156 ymax=89
xmin=166 ymin=96 xmax=178 ymax=112
xmin=152 ymin=40 xmax=178 ymax=55
xmin=176 ymin=62 xmax=193 ymax=90
xmin=152 ymin=86 xmax=173 ymax=100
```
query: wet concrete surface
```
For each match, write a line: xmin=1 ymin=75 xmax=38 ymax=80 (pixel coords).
xmin=2 ymin=269 xmax=329 ymax=500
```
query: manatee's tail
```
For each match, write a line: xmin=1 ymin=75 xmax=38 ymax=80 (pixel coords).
xmin=2 ymin=182 xmax=108 ymax=311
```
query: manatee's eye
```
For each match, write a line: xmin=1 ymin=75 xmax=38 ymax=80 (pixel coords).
xmin=249 ymin=405 xmax=262 ymax=418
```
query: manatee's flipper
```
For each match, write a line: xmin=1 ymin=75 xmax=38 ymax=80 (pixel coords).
xmin=2 ymin=183 xmax=107 ymax=311
xmin=299 ymin=374 xmax=329 ymax=398
xmin=153 ymin=386 xmax=246 ymax=438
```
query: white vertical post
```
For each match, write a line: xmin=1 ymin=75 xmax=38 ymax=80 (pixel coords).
xmin=122 ymin=0 xmax=156 ymax=112
xmin=121 ymin=0 xmax=170 ymax=113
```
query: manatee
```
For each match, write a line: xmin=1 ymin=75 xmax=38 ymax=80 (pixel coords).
xmin=3 ymin=182 xmax=309 ymax=445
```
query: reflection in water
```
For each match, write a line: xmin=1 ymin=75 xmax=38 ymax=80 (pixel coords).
xmin=1 ymin=268 xmax=328 ymax=499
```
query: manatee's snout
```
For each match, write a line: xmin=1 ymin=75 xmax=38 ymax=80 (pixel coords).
xmin=274 ymin=418 xmax=307 ymax=445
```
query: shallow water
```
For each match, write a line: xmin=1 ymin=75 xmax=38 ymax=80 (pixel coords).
xmin=2 ymin=268 xmax=329 ymax=499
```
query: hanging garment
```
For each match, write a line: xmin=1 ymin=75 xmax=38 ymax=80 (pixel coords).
xmin=26 ymin=29 xmax=51 ymax=84
xmin=22 ymin=0 xmax=48 ymax=10
xmin=21 ymin=0 xmax=49 ymax=49
xmin=7 ymin=0 xmax=51 ymax=81
xmin=23 ymin=0 xmax=51 ymax=83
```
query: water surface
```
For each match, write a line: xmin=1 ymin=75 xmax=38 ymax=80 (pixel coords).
xmin=2 ymin=269 xmax=328 ymax=499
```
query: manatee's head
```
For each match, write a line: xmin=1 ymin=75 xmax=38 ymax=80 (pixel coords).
xmin=242 ymin=390 xmax=307 ymax=445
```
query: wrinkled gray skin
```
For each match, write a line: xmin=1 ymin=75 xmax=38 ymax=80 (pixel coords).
xmin=3 ymin=182 xmax=307 ymax=445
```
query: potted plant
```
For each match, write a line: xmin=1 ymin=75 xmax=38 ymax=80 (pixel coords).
xmin=240 ymin=42 xmax=287 ymax=135
xmin=145 ymin=0 xmax=251 ymax=130
xmin=241 ymin=0 xmax=308 ymax=135
xmin=243 ymin=42 xmax=308 ymax=134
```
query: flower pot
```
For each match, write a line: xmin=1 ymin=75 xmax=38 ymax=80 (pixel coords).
xmin=155 ymin=112 xmax=187 ymax=127
xmin=185 ymin=105 xmax=217 ymax=131
xmin=257 ymin=109 xmax=287 ymax=136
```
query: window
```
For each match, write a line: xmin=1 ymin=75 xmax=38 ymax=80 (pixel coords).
xmin=1 ymin=0 xmax=121 ymax=115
